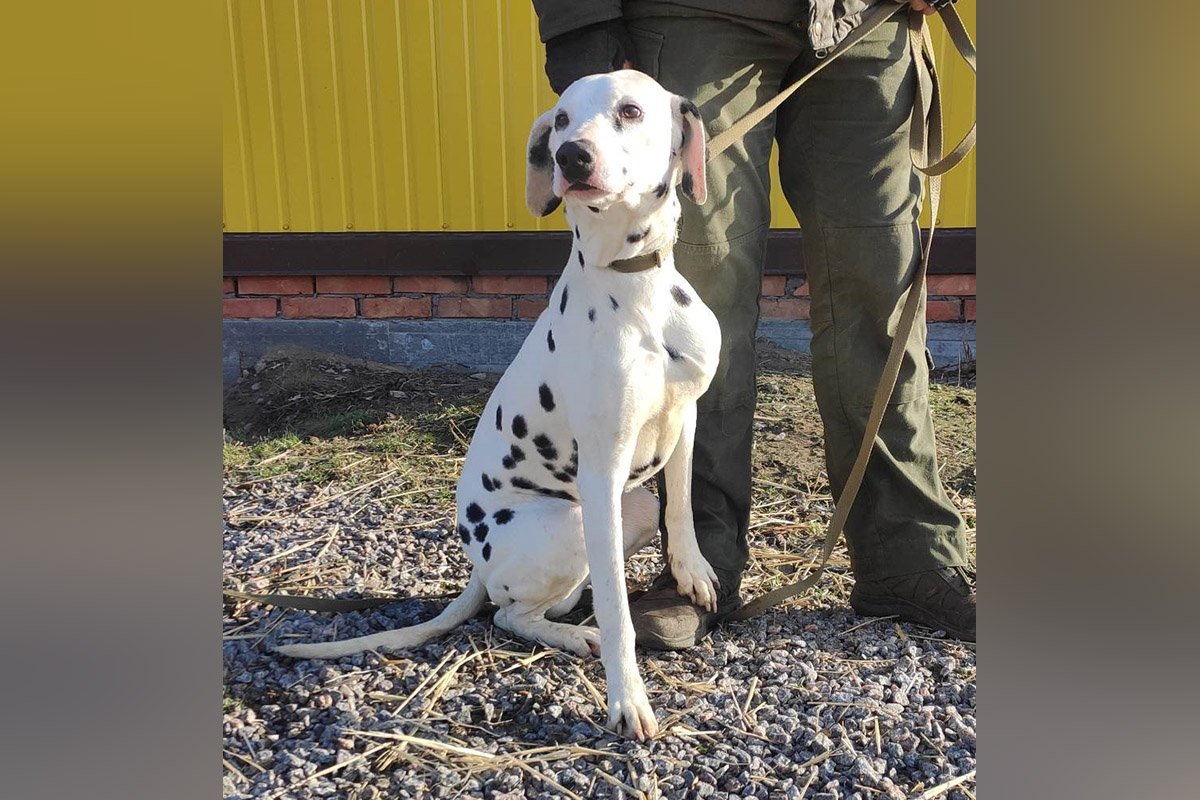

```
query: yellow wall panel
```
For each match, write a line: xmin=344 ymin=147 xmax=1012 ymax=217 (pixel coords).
xmin=223 ymin=0 xmax=976 ymax=233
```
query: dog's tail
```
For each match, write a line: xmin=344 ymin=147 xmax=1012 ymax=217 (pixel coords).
xmin=274 ymin=570 xmax=488 ymax=660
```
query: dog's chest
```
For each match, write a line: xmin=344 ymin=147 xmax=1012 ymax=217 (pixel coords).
xmin=457 ymin=269 xmax=718 ymax=523
xmin=546 ymin=271 xmax=719 ymax=417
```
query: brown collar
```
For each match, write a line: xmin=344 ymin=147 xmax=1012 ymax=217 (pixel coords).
xmin=606 ymin=248 xmax=667 ymax=273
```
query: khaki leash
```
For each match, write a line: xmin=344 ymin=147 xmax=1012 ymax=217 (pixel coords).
xmin=729 ymin=1 xmax=976 ymax=620
xmin=223 ymin=2 xmax=976 ymax=619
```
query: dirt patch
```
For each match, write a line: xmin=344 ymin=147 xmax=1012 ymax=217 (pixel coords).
xmin=225 ymin=343 xmax=974 ymax=503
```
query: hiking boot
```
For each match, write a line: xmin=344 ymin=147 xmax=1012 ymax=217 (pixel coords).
xmin=629 ymin=570 xmax=742 ymax=651
xmin=849 ymin=566 xmax=976 ymax=642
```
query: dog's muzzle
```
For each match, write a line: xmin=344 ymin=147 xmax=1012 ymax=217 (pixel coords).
xmin=555 ymin=140 xmax=595 ymax=184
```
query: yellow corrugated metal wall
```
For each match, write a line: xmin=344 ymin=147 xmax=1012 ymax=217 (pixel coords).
xmin=223 ymin=0 xmax=975 ymax=233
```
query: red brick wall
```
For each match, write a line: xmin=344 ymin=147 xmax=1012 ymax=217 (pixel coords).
xmin=223 ymin=274 xmax=977 ymax=322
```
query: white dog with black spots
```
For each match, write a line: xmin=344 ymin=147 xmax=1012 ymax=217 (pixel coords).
xmin=278 ymin=70 xmax=722 ymax=741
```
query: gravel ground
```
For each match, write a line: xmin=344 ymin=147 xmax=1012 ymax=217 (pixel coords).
xmin=223 ymin=486 xmax=976 ymax=800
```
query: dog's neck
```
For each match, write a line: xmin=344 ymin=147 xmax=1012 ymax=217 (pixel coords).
xmin=563 ymin=184 xmax=680 ymax=278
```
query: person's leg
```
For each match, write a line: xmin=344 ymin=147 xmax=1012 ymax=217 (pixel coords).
xmin=624 ymin=12 xmax=800 ymax=646
xmin=774 ymin=16 xmax=974 ymax=638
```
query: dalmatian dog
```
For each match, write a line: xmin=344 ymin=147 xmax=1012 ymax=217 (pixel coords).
xmin=277 ymin=70 xmax=721 ymax=741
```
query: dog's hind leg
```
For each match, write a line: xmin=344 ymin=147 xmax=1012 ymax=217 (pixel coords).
xmin=274 ymin=570 xmax=488 ymax=659
xmin=493 ymin=602 xmax=601 ymax=657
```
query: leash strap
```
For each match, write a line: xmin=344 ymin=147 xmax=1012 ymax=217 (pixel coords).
xmin=705 ymin=2 xmax=904 ymax=162
xmin=728 ymin=3 xmax=976 ymax=621
xmin=223 ymin=589 xmax=401 ymax=612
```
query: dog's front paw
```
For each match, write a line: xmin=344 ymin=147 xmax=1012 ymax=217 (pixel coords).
xmin=607 ymin=683 xmax=659 ymax=741
xmin=670 ymin=549 xmax=720 ymax=613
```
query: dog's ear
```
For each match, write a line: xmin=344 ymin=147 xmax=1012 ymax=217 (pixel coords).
xmin=525 ymin=109 xmax=561 ymax=217
xmin=675 ymin=97 xmax=707 ymax=205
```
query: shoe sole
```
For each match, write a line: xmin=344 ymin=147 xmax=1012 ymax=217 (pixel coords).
xmin=850 ymin=592 xmax=975 ymax=643
xmin=635 ymin=629 xmax=704 ymax=651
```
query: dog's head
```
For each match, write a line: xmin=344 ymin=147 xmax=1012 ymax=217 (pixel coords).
xmin=525 ymin=70 xmax=707 ymax=217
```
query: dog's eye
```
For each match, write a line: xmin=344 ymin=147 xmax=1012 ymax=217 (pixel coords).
xmin=618 ymin=104 xmax=643 ymax=121
xmin=554 ymin=111 xmax=568 ymax=130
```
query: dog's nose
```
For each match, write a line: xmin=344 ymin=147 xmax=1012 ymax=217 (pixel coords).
xmin=555 ymin=140 xmax=595 ymax=183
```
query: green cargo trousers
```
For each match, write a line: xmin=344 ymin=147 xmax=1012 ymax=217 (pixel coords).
xmin=626 ymin=6 xmax=970 ymax=594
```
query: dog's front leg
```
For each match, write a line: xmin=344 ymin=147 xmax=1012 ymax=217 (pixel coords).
xmin=576 ymin=446 xmax=658 ymax=740
xmin=663 ymin=403 xmax=721 ymax=611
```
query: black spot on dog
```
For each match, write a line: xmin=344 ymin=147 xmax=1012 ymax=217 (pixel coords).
xmin=542 ymin=197 xmax=561 ymax=216
xmin=559 ymin=284 xmax=569 ymax=314
xmin=482 ymin=542 xmax=492 ymax=561
xmin=511 ymin=415 xmax=527 ymax=439
xmin=553 ymin=471 xmax=573 ymax=483
xmin=631 ymin=455 xmax=663 ymax=478
xmin=503 ymin=584 xmax=510 ymax=592
xmin=588 ymin=205 xmax=599 ymax=213
xmin=542 ymin=461 xmax=556 ymax=472
xmin=680 ymin=99 xmax=700 ymax=118
xmin=493 ymin=508 xmax=514 ymax=525
xmin=529 ymin=127 xmax=552 ymax=168
xmin=574 ymin=226 xmax=579 ymax=239
xmin=482 ymin=473 xmax=495 ymax=492
xmin=473 ymin=523 xmax=489 ymax=542
xmin=495 ymin=406 xmax=502 ymax=430
xmin=664 ymin=342 xmax=682 ymax=361
xmin=532 ymin=434 xmax=552 ymax=449
xmin=502 ymin=455 xmax=516 ymax=469
xmin=610 ymin=295 xmax=619 ymax=310
xmin=627 ymin=228 xmax=648 ymax=243
xmin=547 ymin=329 xmax=555 ymax=352
xmin=671 ymin=285 xmax=692 ymax=306
xmin=681 ymin=173 xmax=694 ymax=199
xmin=563 ymin=463 xmax=577 ymax=477
xmin=466 ymin=503 xmax=485 ymax=523
xmin=492 ymin=477 xmax=504 ymax=489
xmin=458 ymin=524 xmax=470 ymax=544
xmin=577 ymin=251 xmax=584 ymax=268
xmin=538 ymin=443 xmax=559 ymax=461
xmin=509 ymin=444 xmax=526 ymax=463
xmin=588 ymin=307 xmax=595 ymax=322
xmin=508 ymin=476 xmax=574 ymax=501
xmin=539 ymin=384 xmax=555 ymax=411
